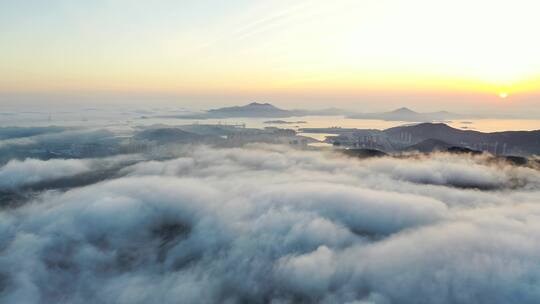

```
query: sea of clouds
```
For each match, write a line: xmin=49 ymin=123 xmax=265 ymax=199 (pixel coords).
xmin=1 ymin=144 xmax=540 ymax=303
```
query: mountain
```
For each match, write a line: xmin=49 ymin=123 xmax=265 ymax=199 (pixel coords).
xmin=348 ymin=107 xmax=467 ymax=122
xmin=206 ymin=102 xmax=292 ymax=118
xmin=134 ymin=128 xmax=205 ymax=143
xmin=385 ymin=123 xmax=540 ymax=155
xmin=165 ymin=103 xmax=351 ymax=119
xmin=392 ymin=107 xmax=417 ymax=115
xmin=404 ymin=138 xmax=453 ymax=153
xmin=207 ymin=103 xmax=354 ymax=118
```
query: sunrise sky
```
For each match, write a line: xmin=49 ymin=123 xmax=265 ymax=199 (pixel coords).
xmin=1 ymin=0 xmax=540 ymax=113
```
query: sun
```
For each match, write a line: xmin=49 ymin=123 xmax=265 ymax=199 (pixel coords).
xmin=499 ymin=92 xmax=508 ymax=99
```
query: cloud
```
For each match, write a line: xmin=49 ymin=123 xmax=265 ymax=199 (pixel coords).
xmin=0 ymin=158 xmax=91 ymax=190
xmin=0 ymin=145 xmax=539 ymax=303
xmin=361 ymin=153 xmax=540 ymax=190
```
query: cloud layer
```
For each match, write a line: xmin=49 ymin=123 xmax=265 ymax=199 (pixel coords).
xmin=0 ymin=158 xmax=91 ymax=190
xmin=1 ymin=145 xmax=540 ymax=303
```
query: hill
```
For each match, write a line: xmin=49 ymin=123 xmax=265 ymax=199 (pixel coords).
xmin=404 ymin=138 xmax=453 ymax=153
xmin=385 ymin=123 xmax=540 ymax=155
xmin=134 ymin=128 xmax=205 ymax=143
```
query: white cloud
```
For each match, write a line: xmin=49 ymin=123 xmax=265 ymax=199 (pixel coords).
xmin=0 ymin=158 xmax=91 ymax=189
xmin=1 ymin=145 xmax=539 ymax=303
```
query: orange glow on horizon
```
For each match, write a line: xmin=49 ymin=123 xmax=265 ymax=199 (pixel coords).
xmin=2 ymin=0 xmax=540 ymax=101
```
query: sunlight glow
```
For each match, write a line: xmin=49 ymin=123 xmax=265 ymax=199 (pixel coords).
xmin=1 ymin=0 xmax=540 ymax=98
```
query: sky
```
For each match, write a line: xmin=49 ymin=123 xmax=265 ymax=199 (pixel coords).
xmin=1 ymin=0 xmax=540 ymax=114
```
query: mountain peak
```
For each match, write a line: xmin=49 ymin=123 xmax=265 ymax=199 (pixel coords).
xmin=246 ymin=102 xmax=273 ymax=107
xmin=391 ymin=107 xmax=417 ymax=114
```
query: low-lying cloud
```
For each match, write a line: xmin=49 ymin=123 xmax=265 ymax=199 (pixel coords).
xmin=0 ymin=158 xmax=91 ymax=189
xmin=1 ymin=145 xmax=540 ymax=303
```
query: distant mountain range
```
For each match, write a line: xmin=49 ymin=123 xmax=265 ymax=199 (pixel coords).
xmin=347 ymin=107 xmax=468 ymax=122
xmin=202 ymin=102 xmax=351 ymax=118
xmin=166 ymin=103 xmax=466 ymax=121
xmin=206 ymin=102 xmax=291 ymax=118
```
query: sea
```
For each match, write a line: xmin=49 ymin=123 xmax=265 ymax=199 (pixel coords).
xmin=1 ymin=108 xmax=539 ymax=140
